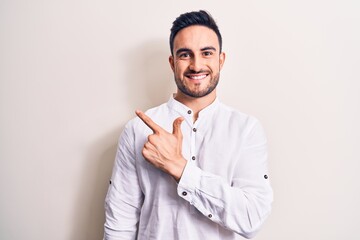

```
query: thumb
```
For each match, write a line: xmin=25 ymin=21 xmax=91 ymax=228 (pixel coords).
xmin=172 ymin=117 xmax=184 ymax=138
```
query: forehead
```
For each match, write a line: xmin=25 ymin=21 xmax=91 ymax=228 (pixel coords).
xmin=173 ymin=25 xmax=219 ymax=51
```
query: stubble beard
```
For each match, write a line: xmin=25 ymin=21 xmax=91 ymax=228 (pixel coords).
xmin=174 ymin=72 xmax=220 ymax=98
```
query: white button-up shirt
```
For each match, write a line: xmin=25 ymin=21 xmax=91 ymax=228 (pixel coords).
xmin=104 ymin=96 xmax=273 ymax=240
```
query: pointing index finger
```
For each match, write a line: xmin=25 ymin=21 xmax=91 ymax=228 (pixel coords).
xmin=135 ymin=110 xmax=162 ymax=134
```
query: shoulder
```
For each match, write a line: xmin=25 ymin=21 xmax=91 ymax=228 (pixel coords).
xmin=144 ymin=102 xmax=170 ymax=118
xmin=216 ymin=102 xmax=260 ymax=129
xmin=123 ymin=102 xmax=170 ymax=134
xmin=215 ymin=102 xmax=267 ymax=142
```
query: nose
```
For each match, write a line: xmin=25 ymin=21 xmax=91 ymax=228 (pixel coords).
xmin=189 ymin=55 xmax=203 ymax=72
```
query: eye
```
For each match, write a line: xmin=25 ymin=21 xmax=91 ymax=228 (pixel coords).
xmin=203 ymin=51 xmax=213 ymax=56
xmin=179 ymin=52 xmax=190 ymax=58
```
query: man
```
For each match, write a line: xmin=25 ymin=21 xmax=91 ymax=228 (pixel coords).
xmin=104 ymin=10 xmax=273 ymax=240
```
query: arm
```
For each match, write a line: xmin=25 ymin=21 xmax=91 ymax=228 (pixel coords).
xmin=177 ymin=121 xmax=273 ymax=239
xmin=135 ymin=111 xmax=272 ymax=238
xmin=104 ymin=121 xmax=144 ymax=240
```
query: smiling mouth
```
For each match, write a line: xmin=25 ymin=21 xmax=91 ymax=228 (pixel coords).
xmin=185 ymin=74 xmax=209 ymax=80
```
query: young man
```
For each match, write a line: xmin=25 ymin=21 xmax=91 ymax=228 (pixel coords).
xmin=104 ymin=10 xmax=273 ymax=240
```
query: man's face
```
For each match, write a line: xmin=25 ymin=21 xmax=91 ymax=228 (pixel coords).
xmin=169 ymin=25 xmax=225 ymax=98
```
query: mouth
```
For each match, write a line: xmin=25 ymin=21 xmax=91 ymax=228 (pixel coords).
xmin=185 ymin=73 xmax=209 ymax=81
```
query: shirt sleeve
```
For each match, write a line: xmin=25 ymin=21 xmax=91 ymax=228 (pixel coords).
xmin=177 ymin=120 xmax=273 ymax=239
xmin=104 ymin=121 xmax=144 ymax=240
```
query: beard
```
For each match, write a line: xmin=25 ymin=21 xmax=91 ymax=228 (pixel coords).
xmin=174 ymin=71 xmax=220 ymax=98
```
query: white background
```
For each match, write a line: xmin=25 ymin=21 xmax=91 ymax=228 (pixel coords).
xmin=1 ymin=1 xmax=359 ymax=239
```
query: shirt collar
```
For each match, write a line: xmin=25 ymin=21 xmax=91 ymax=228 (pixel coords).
xmin=167 ymin=94 xmax=220 ymax=120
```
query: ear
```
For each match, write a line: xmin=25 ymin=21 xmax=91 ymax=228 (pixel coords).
xmin=169 ymin=55 xmax=175 ymax=72
xmin=219 ymin=52 xmax=226 ymax=70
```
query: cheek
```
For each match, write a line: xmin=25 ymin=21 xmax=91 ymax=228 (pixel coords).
xmin=210 ymin=61 xmax=221 ymax=72
xmin=174 ymin=62 xmax=186 ymax=74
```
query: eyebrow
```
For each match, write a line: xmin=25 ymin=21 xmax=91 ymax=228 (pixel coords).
xmin=201 ymin=46 xmax=217 ymax=52
xmin=175 ymin=46 xmax=217 ymax=56
xmin=175 ymin=48 xmax=191 ymax=56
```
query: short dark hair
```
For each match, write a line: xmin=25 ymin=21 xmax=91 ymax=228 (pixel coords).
xmin=169 ymin=10 xmax=222 ymax=55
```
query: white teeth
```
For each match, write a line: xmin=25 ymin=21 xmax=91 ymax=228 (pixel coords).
xmin=189 ymin=74 xmax=207 ymax=80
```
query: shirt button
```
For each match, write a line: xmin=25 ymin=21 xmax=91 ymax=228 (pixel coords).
xmin=193 ymin=128 xmax=197 ymax=132
xmin=182 ymin=191 xmax=187 ymax=196
xmin=192 ymin=156 xmax=196 ymax=160
xmin=208 ymin=214 xmax=212 ymax=218
xmin=264 ymin=175 xmax=268 ymax=179
xmin=187 ymin=110 xmax=192 ymax=114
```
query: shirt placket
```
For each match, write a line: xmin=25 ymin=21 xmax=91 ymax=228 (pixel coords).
xmin=185 ymin=109 xmax=197 ymax=164
xmin=189 ymin=120 xmax=199 ymax=213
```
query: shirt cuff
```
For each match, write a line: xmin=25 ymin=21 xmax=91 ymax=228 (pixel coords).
xmin=177 ymin=162 xmax=202 ymax=202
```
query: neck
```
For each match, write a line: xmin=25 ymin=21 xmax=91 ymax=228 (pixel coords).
xmin=174 ymin=90 xmax=217 ymax=121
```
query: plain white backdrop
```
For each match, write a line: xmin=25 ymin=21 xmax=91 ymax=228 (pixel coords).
xmin=1 ymin=1 xmax=359 ymax=239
